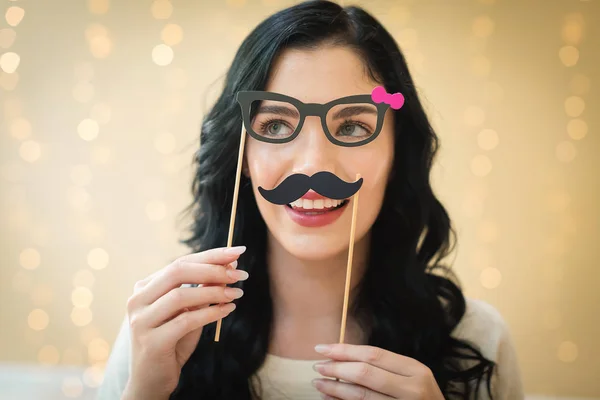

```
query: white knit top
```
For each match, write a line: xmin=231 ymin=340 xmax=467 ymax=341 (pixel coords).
xmin=96 ymin=298 xmax=524 ymax=400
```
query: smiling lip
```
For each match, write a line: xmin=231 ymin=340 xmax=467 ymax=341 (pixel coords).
xmin=284 ymin=199 xmax=349 ymax=228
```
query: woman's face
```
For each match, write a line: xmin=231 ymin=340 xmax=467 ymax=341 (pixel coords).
xmin=244 ymin=46 xmax=395 ymax=261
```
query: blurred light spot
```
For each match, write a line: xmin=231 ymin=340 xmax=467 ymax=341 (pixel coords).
xmin=9 ymin=117 xmax=31 ymax=140
xmin=78 ymin=119 xmax=99 ymax=141
xmin=165 ymin=67 xmax=187 ymax=90
xmin=567 ymin=119 xmax=587 ymax=140
xmin=1 ymin=163 xmax=24 ymax=182
xmin=161 ymin=23 xmax=183 ymax=46
xmin=88 ymin=338 xmax=110 ymax=362
xmin=85 ymin=23 xmax=108 ymax=42
xmin=472 ymin=15 xmax=495 ymax=37
xmin=62 ymin=348 xmax=83 ymax=364
xmin=38 ymin=345 xmax=60 ymax=365
xmin=72 ymin=287 xmax=94 ymax=308
xmin=480 ymin=267 xmax=501 ymax=289
xmin=83 ymin=364 xmax=105 ymax=388
xmin=88 ymin=248 xmax=109 ymax=270
xmin=226 ymin=0 xmax=247 ymax=7
xmin=154 ymin=132 xmax=177 ymax=154
xmin=559 ymin=46 xmax=579 ymax=67
xmin=543 ymin=309 xmax=562 ymax=330
xmin=12 ymin=270 xmax=32 ymax=292
xmin=152 ymin=44 xmax=174 ymax=66
xmin=146 ymin=201 xmax=167 ymax=221
xmin=477 ymin=220 xmax=497 ymax=242
xmin=557 ymin=341 xmax=578 ymax=363
xmin=564 ymin=96 xmax=585 ymax=117
xmin=89 ymin=35 xmax=112 ymax=58
xmin=477 ymin=128 xmax=498 ymax=150
xmin=73 ymin=269 xmax=95 ymax=288
xmin=470 ymin=55 xmax=491 ymax=77
xmin=62 ymin=376 xmax=83 ymax=398
xmin=0 ymin=70 xmax=19 ymax=90
xmin=88 ymin=0 xmax=110 ymax=15
xmin=5 ymin=6 xmax=24 ymax=26
xmin=151 ymin=0 xmax=173 ymax=19
xmin=74 ymin=62 xmax=94 ymax=81
xmin=73 ymin=82 xmax=95 ymax=103
xmin=0 ymin=28 xmax=17 ymax=48
xmin=28 ymin=309 xmax=49 ymax=331
xmin=70 ymin=165 xmax=93 ymax=186
xmin=569 ymin=73 xmax=590 ymax=95
xmin=67 ymin=186 xmax=91 ymax=211
xmin=547 ymin=191 xmax=571 ymax=212
xmin=31 ymin=284 xmax=54 ymax=306
xmin=0 ymin=51 xmax=20 ymax=73
xmin=562 ymin=13 xmax=584 ymax=45
xmin=471 ymin=155 xmax=492 ymax=177
xmin=91 ymin=103 xmax=111 ymax=124
xmin=464 ymin=106 xmax=485 ymax=126
xmin=556 ymin=141 xmax=576 ymax=163
xmin=19 ymin=140 xmax=41 ymax=162
xmin=91 ymin=145 xmax=112 ymax=164
xmin=396 ymin=28 xmax=418 ymax=50
xmin=71 ymin=307 xmax=93 ymax=327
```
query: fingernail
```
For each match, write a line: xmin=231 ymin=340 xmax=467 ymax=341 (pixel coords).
xmin=311 ymin=379 xmax=322 ymax=388
xmin=314 ymin=344 xmax=331 ymax=354
xmin=313 ymin=363 xmax=325 ymax=372
xmin=227 ymin=269 xmax=249 ymax=281
xmin=222 ymin=302 xmax=236 ymax=313
xmin=224 ymin=287 xmax=244 ymax=299
xmin=224 ymin=246 xmax=246 ymax=255
xmin=228 ymin=260 xmax=238 ymax=269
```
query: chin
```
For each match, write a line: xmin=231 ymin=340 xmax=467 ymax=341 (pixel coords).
xmin=277 ymin=232 xmax=354 ymax=262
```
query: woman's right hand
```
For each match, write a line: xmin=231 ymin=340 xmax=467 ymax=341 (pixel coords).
xmin=122 ymin=246 xmax=249 ymax=400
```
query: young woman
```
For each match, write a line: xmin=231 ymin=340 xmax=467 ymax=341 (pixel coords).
xmin=97 ymin=1 xmax=524 ymax=399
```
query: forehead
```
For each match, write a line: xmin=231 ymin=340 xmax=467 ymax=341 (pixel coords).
xmin=264 ymin=46 xmax=378 ymax=104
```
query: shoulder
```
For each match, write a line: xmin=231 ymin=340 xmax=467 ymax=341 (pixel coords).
xmin=451 ymin=297 xmax=525 ymax=400
xmin=451 ymin=297 xmax=508 ymax=362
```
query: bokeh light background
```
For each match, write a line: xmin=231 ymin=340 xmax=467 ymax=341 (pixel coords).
xmin=0 ymin=0 xmax=598 ymax=399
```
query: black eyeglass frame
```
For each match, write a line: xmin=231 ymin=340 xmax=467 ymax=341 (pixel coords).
xmin=235 ymin=90 xmax=390 ymax=147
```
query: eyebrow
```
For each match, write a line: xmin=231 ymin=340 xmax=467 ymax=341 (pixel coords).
xmin=256 ymin=105 xmax=300 ymax=118
xmin=331 ymin=105 xmax=378 ymax=119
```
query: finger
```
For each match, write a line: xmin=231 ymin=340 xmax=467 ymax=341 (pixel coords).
xmin=314 ymin=361 xmax=408 ymax=398
xmin=143 ymin=285 xmax=244 ymax=328
xmin=133 ymin=270 xmax=161 ymax=293
xmin=199 ymin=260 xmax=238 ymax=288
xmin=155 ymin=302 xmax=237 ymax=347
xmin=315 ymin=344 xmax=422 ymax=376
xmin=312 ymin=378 xmax=394 ymax=400
xmin=136 ymin=262 xmax=249 ymax=306
xmin=178 ymin=246 xmax=246 ymax=265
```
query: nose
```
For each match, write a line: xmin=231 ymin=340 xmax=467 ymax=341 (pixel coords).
xmin=292 ymin=116 xmax=337 ymax=175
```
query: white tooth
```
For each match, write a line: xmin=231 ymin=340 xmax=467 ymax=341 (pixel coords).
xmin=302 ymin=199 xmax=313 ymax=209
xmin=324 ymin=198 xmax=333 ymax=208
xmin=332 ymin=199 xmax=341 ymax=207
xmin=313 ymin=199 xmax=324 ymax=209
xmin=292 ymin=199 xmax=303 ymax=207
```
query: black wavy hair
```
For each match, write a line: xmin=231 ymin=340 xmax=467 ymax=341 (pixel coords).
xmin=172 ymin=1 xmax=495 ymax=399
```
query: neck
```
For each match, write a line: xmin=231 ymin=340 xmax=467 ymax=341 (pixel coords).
xmin=265 ymin=230 xmax=371 ymax=355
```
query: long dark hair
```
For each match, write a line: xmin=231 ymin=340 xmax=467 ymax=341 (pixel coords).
xmin=172 ymin=1 xmax=495 ymax=399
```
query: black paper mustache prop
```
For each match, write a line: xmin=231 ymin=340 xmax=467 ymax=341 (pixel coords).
xmin=258 ymin=171 xmax=363 ymax=205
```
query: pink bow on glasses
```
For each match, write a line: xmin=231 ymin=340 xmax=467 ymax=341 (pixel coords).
xmin=371 ymin=86 xmax=405 ymax=110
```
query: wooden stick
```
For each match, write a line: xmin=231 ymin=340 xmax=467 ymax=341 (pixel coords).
xmin=214 ymin=123 xmax=247 ymax=342
xmin=338 ymin=173 xmax=361 ymax=344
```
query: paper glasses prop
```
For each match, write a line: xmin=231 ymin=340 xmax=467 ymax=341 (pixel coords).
xmin=213 ymin=86 xmax=404 ymax=342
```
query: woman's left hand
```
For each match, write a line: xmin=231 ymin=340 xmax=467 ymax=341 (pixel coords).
xmin=311 ymin=343 xmax=444 ymax=400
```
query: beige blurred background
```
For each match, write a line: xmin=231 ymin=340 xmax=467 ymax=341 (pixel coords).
xmin=1 ymin=0 xmax=598 ymax=399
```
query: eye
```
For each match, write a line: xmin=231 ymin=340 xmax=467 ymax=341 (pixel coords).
xmin=258 ymin=119 xmax=294 ymax=137
xmin=338 ymin=121 xmax=372 ymax=137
